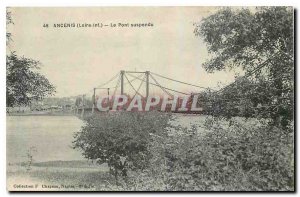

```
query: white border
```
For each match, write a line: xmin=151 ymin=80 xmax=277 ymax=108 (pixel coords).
xmin=1 ymin=0 xmax=299 ymax=196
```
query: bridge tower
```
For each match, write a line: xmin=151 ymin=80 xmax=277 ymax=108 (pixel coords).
xmin=120 ymin=70 xmax=125 ymax=95
xmin=146 ymin=71 xmax=149 ymax=98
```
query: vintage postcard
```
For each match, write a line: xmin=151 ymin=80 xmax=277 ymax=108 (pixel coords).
xmin=6 ymin=7 xmax=294 ymax=191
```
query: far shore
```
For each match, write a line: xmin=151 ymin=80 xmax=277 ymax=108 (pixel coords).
xmin=6 ymin=112 xmax=76 ymax=116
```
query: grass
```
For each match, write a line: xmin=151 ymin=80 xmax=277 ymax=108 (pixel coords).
xmin=7 ymin=160 xmax=116 ymax=191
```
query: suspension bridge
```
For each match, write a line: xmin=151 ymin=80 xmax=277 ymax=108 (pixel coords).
xmin=75 ymin=70 xmax=209 ymax=116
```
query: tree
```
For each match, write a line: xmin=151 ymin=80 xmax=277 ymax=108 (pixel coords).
xmin=6 ymin=9 xmax=56 ymax=107
xmin=6 ymin=53 xmax=56 ymax=107
xmin=6 ymin=9 xmax=13 ymax=45
xmin=75 ymin=97 xmax=83 ymax=107
xmin=194 ymin=7 xmax=294 ymax=128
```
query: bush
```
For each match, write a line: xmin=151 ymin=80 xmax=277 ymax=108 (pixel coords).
xmin=74 ymin=112 xmax=294 ymax=191
xmin=156 ymin=117 xmax=294 ymax=191
xmin=73 ymin=111 xmax=171 ymax=185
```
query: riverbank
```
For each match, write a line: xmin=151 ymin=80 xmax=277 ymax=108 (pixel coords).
xmin=7 ymin=160 xmax=111 ymax=191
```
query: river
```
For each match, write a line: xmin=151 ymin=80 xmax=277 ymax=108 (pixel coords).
xmin=7 ymin=116 xmax=84 ymax=164
xmin=6 ymin=114 xmax=206 ymax=164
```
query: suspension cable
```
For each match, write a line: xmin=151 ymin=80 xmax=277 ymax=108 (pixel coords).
xmin=124 ymin=73 xmax=144 ymax=98
xmin=149 ymin=74 xmax=173 ymax=97
xmin=123 ymin=73 xmax=144 ymax=87
xmin=96 ymin=72 xmax=120 ymax=88
xmin=133 ymin=75 xmax=146 ymax=98
xmin=127 ymin=73 xmax=189 ymax=96
xmin=112 ymin=75 xmax=121 ymax=97
xmin=151 ymin=72 xmax=207 ymax=89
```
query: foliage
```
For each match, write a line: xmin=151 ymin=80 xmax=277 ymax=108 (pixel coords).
xmin=6 ymin=53 xmax=56 ymax=107
xmin=73 ymin=111 xmax=294 ymax=191
xmin=195 ymin=7 xmax=293 ymax=73
xmin=6 ymin=9 xmax=13 ymax=45
xmin=149 ymin=117 xmax=294 ymax=191
xmin=75 ymin=97 xmax=83 ymax=107
xmin=194 ymin=7 xmax=294 ymax=128
xmin=198 ymin=76 xmax=293 ymax=128
xmin=73 ymin=111 xmax=171 ymax=184
xmin=74 ymin=96 xmax=94 ymax=108
xmin=6 ymin=9 xmax=56 ymax=107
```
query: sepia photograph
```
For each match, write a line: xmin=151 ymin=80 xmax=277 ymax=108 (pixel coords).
xmin=6 ymin=6 xmax=294 ymax=191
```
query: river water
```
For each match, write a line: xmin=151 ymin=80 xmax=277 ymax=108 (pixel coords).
xmin=7 ymin=116 xmax=84 ymax=164
xmin=7 ymin=114 xmax=206 ymax=164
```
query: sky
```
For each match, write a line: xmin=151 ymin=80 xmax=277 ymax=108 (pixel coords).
xmin=7 ymin=7 xmax=238 ymax=98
